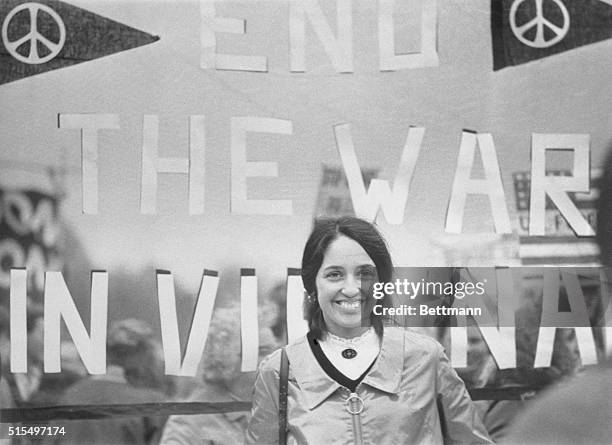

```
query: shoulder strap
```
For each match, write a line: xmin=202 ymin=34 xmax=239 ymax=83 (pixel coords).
xmin=437 ymin=394 xmax=448 ymax=442
xmin=278 ymin=347 xmax=289 ymax=445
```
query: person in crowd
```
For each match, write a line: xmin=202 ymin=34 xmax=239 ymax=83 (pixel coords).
xmin=160 ymin=305 xmax=279 ymax=445
xmin=28 ymin=342 xmax=87 ymax=408
xmin=501 ymin=151 xmax=612 ymax=445
xmin=53 ymin=319 xmax=167 ymax=445
xmin=245 ymin=216 xmax=492 ymax=444
xmin=460 ymin=290 xmax=570 ymax=443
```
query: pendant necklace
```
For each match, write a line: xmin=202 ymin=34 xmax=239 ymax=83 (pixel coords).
xmin=326 ymin=328 xmax=375 ymax=360
xmin=342 ymin=348 xmax=357 ymax=359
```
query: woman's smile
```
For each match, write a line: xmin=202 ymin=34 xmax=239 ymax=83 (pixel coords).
xmin=334 ymin=298 xmax=363 ymax=312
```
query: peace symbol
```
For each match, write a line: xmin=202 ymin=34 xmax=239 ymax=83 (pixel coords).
xmin=509 ymin=0 xmax=569 ymax=49
xmin=1 ymin=2 xmax=66 ymax=64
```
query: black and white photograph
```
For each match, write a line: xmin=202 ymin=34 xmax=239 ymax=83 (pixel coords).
xmin=1 ymin=0 xmax=611 ymax=444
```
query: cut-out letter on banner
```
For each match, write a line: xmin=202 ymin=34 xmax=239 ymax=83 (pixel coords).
xmin=140 ymin=115 xmax=206 ymax=214
xmin=200 ymin=0 xmax=267 ymax=71
xmin=534 ymin=269 xmax=597 ymax=367
xmin=240 ymin=269 xmax=259 ymax=372
xmin=529 ymin=134 xmax=593 ymax=236
xmin=287 ymin=268 xmax=309 ymax=343
xmin=290 ymin=0 xmax=353 ymax=72
xmin=157 ymin=270 xmax=219 ymax=376
xmin=44 ymin=271 xmax=108 ymax=374
xmin=452 ymin=268 xmax=517 ymax=369
xmin=9 ymin=269 xmax=27 ymax=373
xmin=379 ymin=0 xmax=439 ymax=71
xmin=59 ymin=114 xmax=119 ymax=214
xmin=446 ymin=131 xmax=511 ymax=233
xmin=231 ymin=117 xmax=293 ymax=215
xmin=334 ymin=123 xmax=424 ymax=224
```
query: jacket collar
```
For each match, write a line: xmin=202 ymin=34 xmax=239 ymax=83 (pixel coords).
xmin=285 ymin=327 xmax=405 ymax=410
xmin=361 ymin=327 xmax=404 ymax=394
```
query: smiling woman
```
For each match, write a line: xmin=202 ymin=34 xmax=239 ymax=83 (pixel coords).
xmin=301 ymin=217 xmax=394 ymax=341
xmin=245 ymin=216 xmax=493 ymax=445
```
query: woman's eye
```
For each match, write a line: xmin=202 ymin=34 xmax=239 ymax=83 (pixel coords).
xmin=358 ymin=268 xmax=376 ymax=278
xmin=325 ymin=271 xmax=342 ymax=280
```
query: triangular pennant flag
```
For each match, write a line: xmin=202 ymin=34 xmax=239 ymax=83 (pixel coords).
xmin=491 ymin=0 xmax=612 ymax=70
xmin=0 ymin=0 xmax=159 ymax=85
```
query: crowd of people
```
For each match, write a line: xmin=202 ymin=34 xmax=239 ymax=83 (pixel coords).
xmin=0 ymin=300 xmax=282 ymax=445
xmin=2 ymin=154 xmax=612 ymax=444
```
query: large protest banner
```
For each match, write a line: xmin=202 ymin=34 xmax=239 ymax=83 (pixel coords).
xmin=1 ymin=0 xmax=611 ymax=443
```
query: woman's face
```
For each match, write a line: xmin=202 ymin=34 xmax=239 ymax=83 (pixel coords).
xmin=315 ymin=235 xmax=377 ymax=338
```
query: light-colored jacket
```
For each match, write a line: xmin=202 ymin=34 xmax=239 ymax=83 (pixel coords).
xmin=245 ymin=327 xmax=493 ymax=445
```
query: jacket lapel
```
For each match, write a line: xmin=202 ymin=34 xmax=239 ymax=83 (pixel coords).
xmin=286 ymin=336 xmax=342 ymax=410
xmin=286 ymin=328 xmax=405 ymax=409
xmin=361 ymin=327 xmax=404 ymax=394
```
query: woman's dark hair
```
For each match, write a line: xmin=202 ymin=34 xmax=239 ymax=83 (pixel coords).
xmin=301 ymin=216 xmax=394 ymax=338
